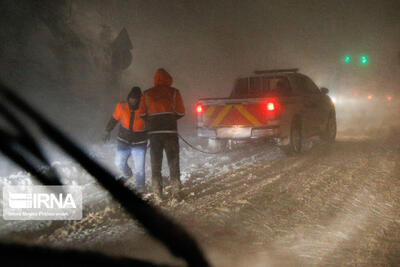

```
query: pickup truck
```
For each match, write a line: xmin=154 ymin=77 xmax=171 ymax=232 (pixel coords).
xmin=195 ymin=69 xmax=336 ymax=154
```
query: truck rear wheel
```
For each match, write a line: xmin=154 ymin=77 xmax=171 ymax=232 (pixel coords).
xmin=320 ymin=112 xmax=336 ymax=143
xmin=280 ymin=120 xmax=302 ymax=155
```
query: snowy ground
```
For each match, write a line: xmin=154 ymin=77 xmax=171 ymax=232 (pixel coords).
xmin=1 ymin=126 xmax=400 ymax=266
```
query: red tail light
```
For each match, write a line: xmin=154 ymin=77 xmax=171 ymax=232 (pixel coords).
xmin=196 ymin=104 xmax=203 ymax=113
xmin=267 ymin=102 xmax=275 ymax=111
xmin=265 ymin=99 xmax=279 ymax=115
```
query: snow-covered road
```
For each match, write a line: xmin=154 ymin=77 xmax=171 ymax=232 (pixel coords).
xmin=1 ymin=128 xmax=400 ymax=266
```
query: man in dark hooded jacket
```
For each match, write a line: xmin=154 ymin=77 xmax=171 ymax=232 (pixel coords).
xmin=104 ymin=87 xmax=147 ymax=193
xmin=138 ymin=68 xmax=185 ymax=198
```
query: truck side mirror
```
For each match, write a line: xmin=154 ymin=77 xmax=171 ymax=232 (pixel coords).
xmin=321 ymin=87 xmax=329 ymax=95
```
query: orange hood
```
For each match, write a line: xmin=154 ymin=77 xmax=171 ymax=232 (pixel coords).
xmin=154 ymin=68 xmax=173 ymax=87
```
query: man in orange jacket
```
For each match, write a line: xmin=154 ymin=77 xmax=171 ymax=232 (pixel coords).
xmin=138 ymin=68 xmax=185 ymax=198
xmin=104 ymin=87 xmax=147 ymax=193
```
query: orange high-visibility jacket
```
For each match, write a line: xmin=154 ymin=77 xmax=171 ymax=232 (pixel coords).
xmin=138 ymin=69 xmax=185 ymax=133
xmin=113 ymin=101 xmax=146 ymax=131
xmin=139 ymin=87 xmax=185 ymax=117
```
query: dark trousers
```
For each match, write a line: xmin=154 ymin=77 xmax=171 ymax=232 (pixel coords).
xmin=149 ymin=134 xmax=181 ymax=194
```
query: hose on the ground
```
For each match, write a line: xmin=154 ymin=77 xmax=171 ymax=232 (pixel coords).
xmin=177 ymin=134 xmax=225 ymax=154
xmin=145 ymin=133 xmax=260 ymax=155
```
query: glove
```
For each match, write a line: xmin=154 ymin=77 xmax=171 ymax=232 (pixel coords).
xmin=103 ymin=131 xmax=111 ymax=143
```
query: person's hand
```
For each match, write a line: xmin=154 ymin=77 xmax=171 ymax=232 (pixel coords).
xmin=103 ymin=131 xmax=111 ymax=143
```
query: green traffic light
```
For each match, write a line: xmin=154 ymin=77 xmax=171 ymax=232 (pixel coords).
xmin=360 ymin=55 xmax=368 ymax=64
xmin=344 ymin=55 xmax=351 ymax=64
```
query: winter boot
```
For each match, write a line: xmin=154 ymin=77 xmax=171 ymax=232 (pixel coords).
xmin=152 ymin=176 xmax=163 ymax=199
xmin=117 ymin=175 xmax=130 ymax=185
xmin=170 ymin=179 xmax=182 ymax=199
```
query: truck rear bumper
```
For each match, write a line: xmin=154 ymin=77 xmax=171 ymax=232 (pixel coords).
xmin=197 ymin=126 xmax=279 ymax=139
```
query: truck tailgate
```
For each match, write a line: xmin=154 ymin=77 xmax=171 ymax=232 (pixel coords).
xmin=197 ymin=98 xmax=277 ymax=128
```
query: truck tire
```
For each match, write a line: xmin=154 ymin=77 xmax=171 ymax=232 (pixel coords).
xmin=280 ymin=119 xmax=302 ymax=155
xmin=320 ymin=112 xmax=336 ymax=143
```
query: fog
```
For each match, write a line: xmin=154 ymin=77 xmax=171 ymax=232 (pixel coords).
xmin=1 ymin=0 xmax=399 ymax=142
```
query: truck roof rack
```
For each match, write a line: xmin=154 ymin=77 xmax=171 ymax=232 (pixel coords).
xmin=254 ymin=68 xmax=299 ymax=75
